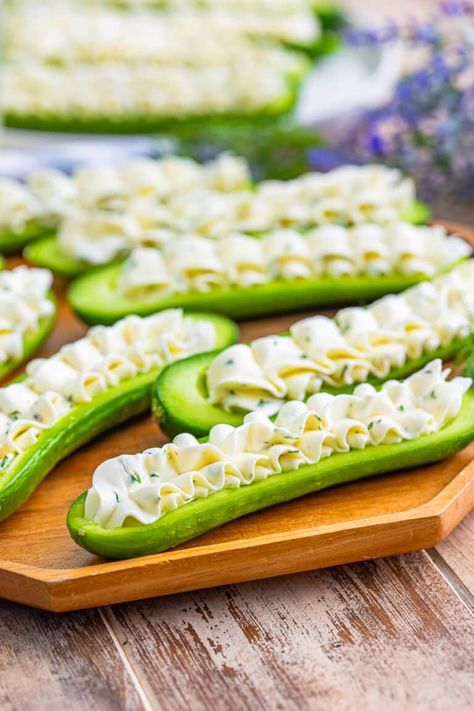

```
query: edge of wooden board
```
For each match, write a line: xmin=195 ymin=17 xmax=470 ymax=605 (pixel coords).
xmin=0 ymin=460 xmax=472 ymax=612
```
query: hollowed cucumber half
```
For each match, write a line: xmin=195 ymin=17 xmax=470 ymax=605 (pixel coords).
xmin=68 ymin=387 xmax=474 ymax=559
xmin=67 ymin=259 xmax=454 ymax=326
xmin=3 ymin=79 xmax=300 ymax=135
xmin=0 ymin=293 xmax=57 ymax=382
xmin=0 ymin=312 xmax=237 ymax=521
xmin=23 ymin=200 xmax=431 ymax=281
xmin=153 ymin=339 xmax=465 ymax=439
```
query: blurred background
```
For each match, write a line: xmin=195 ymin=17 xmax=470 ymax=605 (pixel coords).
xmin=0 ymin=0 xmax=472 ymax=218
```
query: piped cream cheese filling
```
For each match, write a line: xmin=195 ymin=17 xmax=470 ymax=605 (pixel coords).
xmin=0 ymin=174 xmax=72 ymax=233
xmin=85 ymin=360 xmax=470 ymax=529
xmin=58 ymin=164 xmax=418 ymax=264
xmin=0 ymin=267 xmax=54 ymax=365
xmin=208 ymin=260 xmax=474 ymax=415
xmin=117 ymin=224 xmax=470 ymax=297
xmin=100 ymin=0 xmax=317 ymax=9
xmin=0 ymin=310 xmax=216 ymax=470
xmin=0 ymin=155 xmax=250 ymax=236
xmin=6 ymin=5 xmax=320 ymax=64
xmin=3 ymin=55 xmax=302 ymax=119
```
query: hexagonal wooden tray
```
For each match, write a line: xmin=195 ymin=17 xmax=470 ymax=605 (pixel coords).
xmin=0 ymin=221 xmax=473 ymax=612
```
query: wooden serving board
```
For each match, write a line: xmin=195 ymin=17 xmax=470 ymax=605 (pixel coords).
xmin=0 ymin=220 xmax=473 ymax=613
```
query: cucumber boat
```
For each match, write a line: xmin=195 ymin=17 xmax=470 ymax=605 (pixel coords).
xmin=153 ymin=260 xmax=474 ymax=437
xmin=24 ymin=199 xmax=432 ymax=280
xmin=68 ymin=362 xmax=474 ymax=559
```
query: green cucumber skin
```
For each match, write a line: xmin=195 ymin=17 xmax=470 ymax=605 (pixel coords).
xmin=68 ymin=250 xmax=449 ymax=326
xmin=0 ymin=293 xmax=57 ymax=382
xmin=67 ymin=390 xmax=474 ymax=560
xmin=153 ymin=339 xmax=466 ymax=439
xmin=3 ymin=78 xmax=300 ymax=135
xmin=0 ymin=313 xmax=237 ymax=521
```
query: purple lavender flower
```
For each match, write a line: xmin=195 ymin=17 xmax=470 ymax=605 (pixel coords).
xmin=317 ymin=1 xmax=474 ymax=200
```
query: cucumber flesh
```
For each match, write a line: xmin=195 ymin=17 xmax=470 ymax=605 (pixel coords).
xmin=153 ymin=339 xmax=465 ymax=438
xmin=0 ymin=312 xmax=237 ymax=520
xmin=67 ymin=388 xmax=474 ymax=559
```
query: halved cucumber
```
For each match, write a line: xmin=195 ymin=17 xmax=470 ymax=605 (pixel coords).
xmin=3 ymin=79 xmax=300 ymax=135
xmin=24 ymin=234 xmax=91 ymax=278
xmin=24 ymin=200 xmax=431 ymax=280
xmin=0 ymin=312 xmax=237 ymax=521
xmin=68 ymin=388 xmax=474 ymax=559
xmin=153 ymin=338 xmax=465 ymax=438
xmin=68 ymin=256 xmax=459 ymax=325
xmin=0 ymin=293 xmax=57 ymax=382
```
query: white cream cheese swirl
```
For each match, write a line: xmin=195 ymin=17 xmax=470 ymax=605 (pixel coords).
xmin=85 ymin=361 xmax=471 ymax=529
xmin=57 ymin=164 xmax=419 ymax=265
xmin=0 ymin=174 xmax=74 ymax=233
xmin=2 ymin=54 xmax=302 ymax=120
xmin=5 ymin=4 xmax=320 ymax=64
xmin=0 ymin=267 xmax=54 ymax=365
xmin=0 ymin=155 xmax=249 ymax=240
xmin=0 ymin=310 xmax=216 ymax=470
xmin=117 ymin=224 xmax=470 ymax=297
xmin=208 ymin=260 xmax=474 ymax=414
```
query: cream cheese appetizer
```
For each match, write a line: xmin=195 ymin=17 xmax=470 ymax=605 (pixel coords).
xmin=0 ymin=172 xmax=73 ymax=249
xmin=3 ymin=55 xmax=304 ymax=124
xmin=87 ymin=361 xmax=470 ymax=528
xmin=208 ymin=261 xmax=474 ymax=414
xmin=153 ymin=259 xmax=474 ymax=438
xmin=117 ymin=224 xmax=469 ymax=297
xmin=55 ymin=164 xmax=421 ymax=267
xmin=0 ymin=154 xmax=249 ymax=252
xmin=68 ymin=361 xmax=474 ymax=558
xmin=67 ymin=221 xmax=468 ymax=325
xmin=0 ymin=308 xmax=237 ymax=520
xmin=5 ymin=5 xmax=321 ymax=65
xmin=3 ymin=0 xmax=339 ymax=130
xmin=0 ymin=266 xmax=56 ymax=379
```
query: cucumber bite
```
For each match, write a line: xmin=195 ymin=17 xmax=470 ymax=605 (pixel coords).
xmin=153 ymin=261 xmax=474 ymax=437
xmin=68 ymin=361 xmax=474 ymax=559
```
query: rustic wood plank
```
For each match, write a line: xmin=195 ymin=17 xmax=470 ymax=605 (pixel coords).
xmin=434 ymin=511 xmax=474 ymax=596
xmin=0 ymin=601 xmax=148 ymax=711
xmin=106 ymin=551 xmax=474 ymax=711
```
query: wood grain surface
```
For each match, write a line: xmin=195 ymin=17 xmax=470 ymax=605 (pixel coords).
xmin=0 ymin=604 xmax=147 ymax=711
